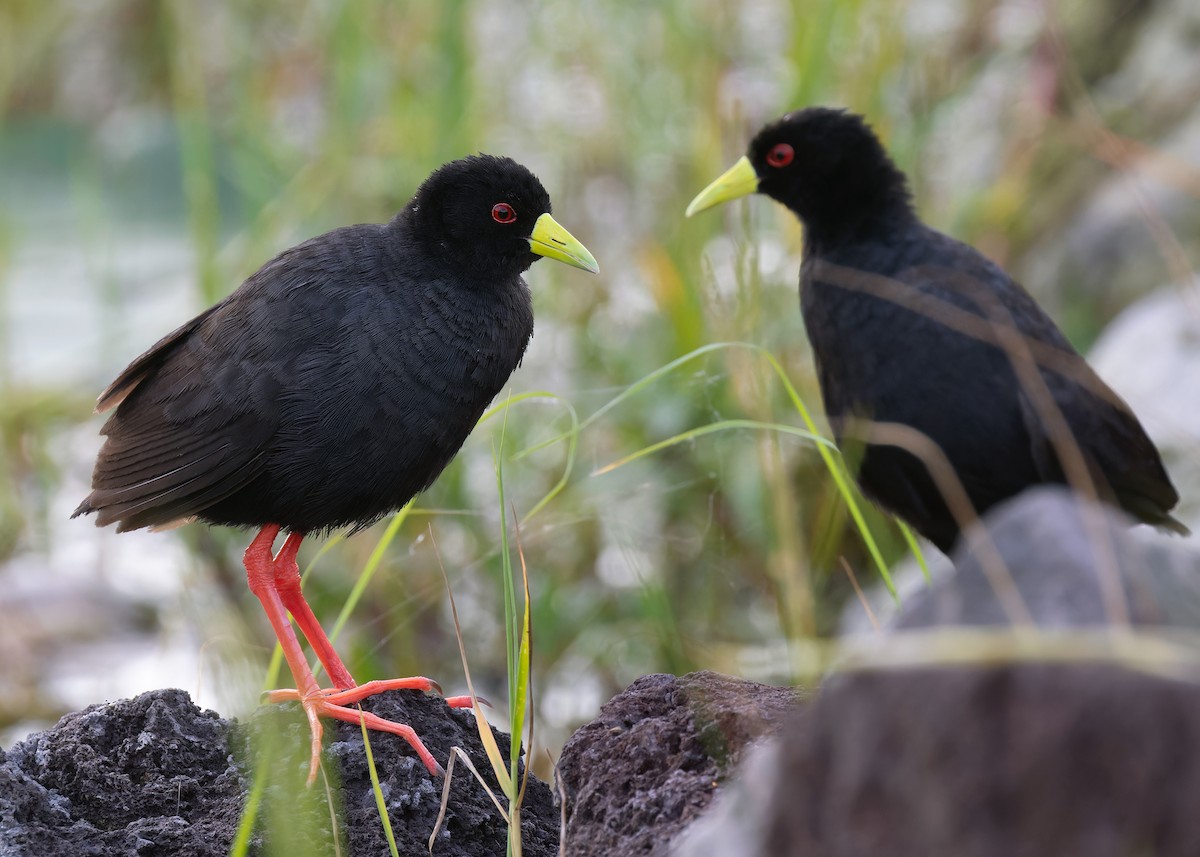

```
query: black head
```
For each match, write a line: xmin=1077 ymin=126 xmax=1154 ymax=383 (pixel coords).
xmin=405 ymin=154 xmax=597 ymax=279
xmin=688 ymin=108 xmax=914 ymax=245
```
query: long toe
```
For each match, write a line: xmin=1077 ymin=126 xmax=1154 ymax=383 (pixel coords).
xmin=317 ymin=676 xmax=443 ymax=705
xmin=302 ymin=698 xmax=326 ymax=786
xmin=316 ymin=700 xmax=443 ymax=776
xmin=265 ymin=677 xmax=451 ymax=779
xmin=444 ymin=694 xmax=485 ymax=708
xmin=262 ymin=681 xmax=446 ymax=772
xmin=264 ymin=675 xmax=443 ymax=706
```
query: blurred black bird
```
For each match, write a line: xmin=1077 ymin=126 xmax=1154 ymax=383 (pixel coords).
xmin=74 ymin=154 xmax=598 ymax=782
xmin=687 ymin=107 xmax=1186 ymax=552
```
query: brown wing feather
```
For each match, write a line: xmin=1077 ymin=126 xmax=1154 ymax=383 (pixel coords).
xmin=97 ymin=446 xmax=267 ymax=532
xmin=95 ymin=304 xmax=222 ymax=413
xmin=75 ymin=298 xmax=275 ymax=532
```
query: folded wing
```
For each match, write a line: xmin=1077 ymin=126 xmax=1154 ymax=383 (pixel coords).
xmin=74 ymin=301 xmax=274 ymax=532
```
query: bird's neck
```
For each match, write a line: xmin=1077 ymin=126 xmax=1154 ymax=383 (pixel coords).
xmin=798 ymin=167 xmax=918 ymax=254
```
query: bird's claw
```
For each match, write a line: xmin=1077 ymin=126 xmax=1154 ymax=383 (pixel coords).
xmin=445 ymin=694 xmax=491 ymax=709
xmin=261 ymin=675 xmax=481 ymax=782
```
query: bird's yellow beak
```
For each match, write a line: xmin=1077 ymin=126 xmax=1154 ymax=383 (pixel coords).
xmin=528 ymin=213 xmax=599 ymax=273
xmin=685 ymin=156 xmax=760 ymax=217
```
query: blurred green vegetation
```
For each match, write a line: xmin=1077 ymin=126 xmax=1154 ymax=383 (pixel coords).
xmin=1 ymin=0 xmax=1196 ymax=801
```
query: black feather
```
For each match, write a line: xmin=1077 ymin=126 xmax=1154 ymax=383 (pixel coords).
xmin=734 ymin=107 xmax=1186 ymax=550
xmin=75 ymin=155 xmax=557 ymax=535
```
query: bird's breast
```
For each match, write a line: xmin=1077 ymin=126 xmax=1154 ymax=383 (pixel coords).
xmin=254 ymin=276 xmax=533 ymax=525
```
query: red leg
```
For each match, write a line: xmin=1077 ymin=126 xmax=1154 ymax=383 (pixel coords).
xmin=244 ymin=525 xmax=327 ymax=779
xmin=244 ymin=524 xmax=462 ymax=784
xmin=271 ymin=532 xmax=357 ymax=690
xmin=270 ymin=532 xmax=456 ymax=700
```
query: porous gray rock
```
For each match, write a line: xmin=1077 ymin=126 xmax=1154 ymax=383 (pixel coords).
xmin=0 ymin=687 xmax=558 ymax=856
xmin=556 ymin=671 xmax=798 ymax=857
xmin=0 ymin=689 xmax=244 ymax=857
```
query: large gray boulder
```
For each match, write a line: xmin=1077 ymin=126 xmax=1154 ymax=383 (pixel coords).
xmin=677 ymin=488 xmax=1200 ymax=857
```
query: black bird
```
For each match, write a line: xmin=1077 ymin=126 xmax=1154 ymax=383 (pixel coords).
xmin=687 ymin=107 xmax=1186 ymax=552
xmin=74 ymin=154 xmax=598 ymax=782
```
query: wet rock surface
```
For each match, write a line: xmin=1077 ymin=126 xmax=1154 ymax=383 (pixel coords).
xmin=0 ymin=687 xmax=557 ymax=856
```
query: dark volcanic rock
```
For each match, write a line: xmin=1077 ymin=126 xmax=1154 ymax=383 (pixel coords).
xmin=556 ymin=670 xmax=798 ymax=857
xmin=321 ymin=690 xmax=558 ymax=857
xmin=0 ymin=689 xmax=243 ymax=856
xmin=0 ymin=687 xmax=557 ymax=856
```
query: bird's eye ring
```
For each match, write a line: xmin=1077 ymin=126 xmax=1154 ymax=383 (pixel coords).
xmin=491 ymin=203 xmax=517 ymax=224
xmin=766 ymin=143 xmax=794 ymax=168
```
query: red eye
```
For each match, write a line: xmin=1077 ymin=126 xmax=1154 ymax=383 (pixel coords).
xmin=491 ymin=203 xmax=517 ymax=224
xmin=766 ymin=143 xmax=794 ymax=168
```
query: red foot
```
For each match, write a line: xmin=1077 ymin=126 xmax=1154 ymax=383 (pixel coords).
xmin=266 ymin=687 xmax=445 ymax=777
xmin=244 ymin=524 xmax=466 ymax=784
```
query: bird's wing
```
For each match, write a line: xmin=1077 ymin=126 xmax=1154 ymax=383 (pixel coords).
xmin=1018 ymin=360 xmax=1185 ymax=532
xmin=75 ymin=297 xmax=275 ymax=532
xmin=94 ymin=303 xmax=223 ymax=413
xmin=957 ymin=252 xmax=1186 ymax=532
xmin=957 ymin=249 xmax=1187 ymax=531
xmin=879 ymin=236 xmax=1185 ymax=533
xmin=79 ymin=424 xmax=268 ymax=532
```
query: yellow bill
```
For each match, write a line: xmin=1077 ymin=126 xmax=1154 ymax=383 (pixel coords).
xmin=685 ymin=156 xmax=760 ymax=217
xmin=528 ymin=213 xmax=599 ymax=273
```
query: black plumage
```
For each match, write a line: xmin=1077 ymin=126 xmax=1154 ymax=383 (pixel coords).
xmin=72 ymin=154 xmax=597 ymax=782
xmin=688 ymin=107 xmax=1186 ymax=552
xmin=76 ymin=154 xmax=593 ymax=534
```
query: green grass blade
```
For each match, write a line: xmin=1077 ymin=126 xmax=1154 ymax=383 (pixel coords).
xmin=262 ymin=644 xmax=285 ymax=694
xmin=494 ymin=401 xmax=529 ymax=857
xmin=592 ymin=418 xmax=830 ymax=476
xmin=326 ymin=503 xmax=412 ymax=649
xmin=551 ymin=339 xmax=902 ymax=600
xmin=520 ymin=342 xmax=741 ymax=458
xmin=227 ymin=738 xmax=273 ymax=857
xmin=164 ymin=0 xmax=221 ymax=304
xmin=510 ymin=514 xmax=532 ymax=787
xmin=431 ymin=527 xmax=513 ymax=795
xmin=748 ymin=346 xmax=897 ymax=599
xmin=262 ymin=533 xmax=346 ymax=689
xmin=898 ymin=521 xmax=932 ymax=583
xmin=478 ymin=390 xmax=580 ymax=522
xmin=493 ymin=400 xmax=520 ymax=721
xmin=360 ymin=713 xmax=400 ymax=857
xmin=260 ymin=505 xmax=411 ymax=689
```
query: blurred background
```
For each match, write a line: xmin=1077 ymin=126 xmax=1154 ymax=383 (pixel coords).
xmin=1 ymin=0 xmax=1197 ymax=776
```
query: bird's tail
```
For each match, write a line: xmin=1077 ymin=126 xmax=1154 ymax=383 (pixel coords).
xmin=1159 ymin=514 xmax=1192 ymax=538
